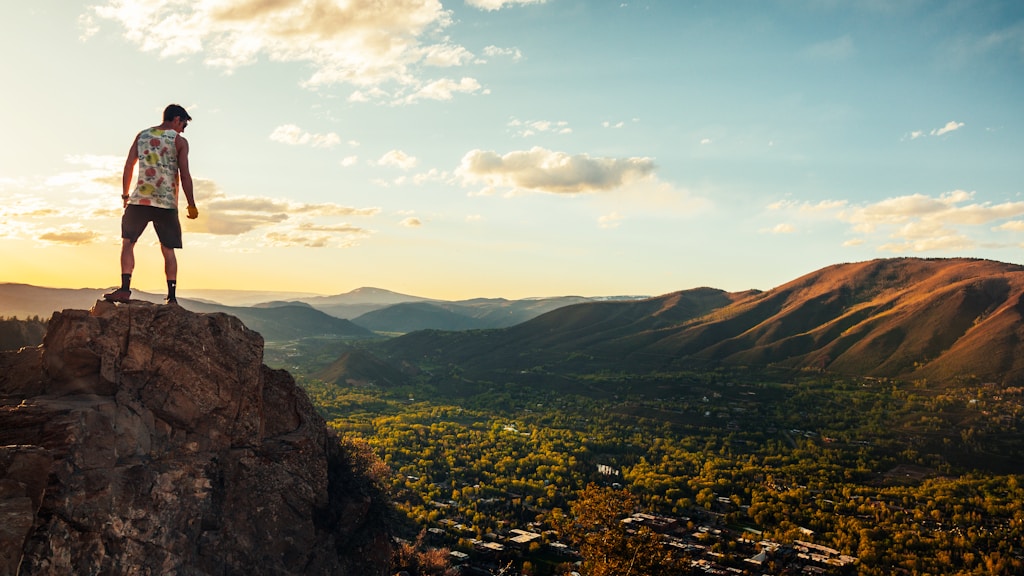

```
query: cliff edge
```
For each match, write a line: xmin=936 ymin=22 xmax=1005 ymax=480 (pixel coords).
xmin=0 ymin=301 xmax=391 ymax=575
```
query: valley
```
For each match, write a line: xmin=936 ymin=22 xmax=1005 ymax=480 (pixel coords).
xmin=268 ymin=340 xmax=1024 ymax=575
xmin=6 ymin=257 xmax=1024 ymax=575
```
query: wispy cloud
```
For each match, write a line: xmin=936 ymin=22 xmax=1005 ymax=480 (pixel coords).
xmin=421 ymin=43 xmax=475 ymax=67
xmin=995 ymin=220 xmax=1024 ymax=232
xmin=263 ymin=231 xmax=329 ymax=248
xmin=39 ymin=227 xmax=101 ymax=246
xmin=769 ymin=190 xmax=1024 ymax=252
xmin=466 ymin=0 xmax=547 ymax=10
xmin=2 ymin=158 xmax=380 ymax=250
xmin=87 ymin=0 xmax=487 ymax=104
xmin=482 ymin=45 xmax=523 ymax=61
xmin=400 ymin=216 xmax=422 ymax=227
xmin=906 ymin=120 xmax=965 ymax=140
xmin=456 ymin=146 xmax=656 ymax=195
xmin=377 ymin=150 xmax=418 ymax=170
xmin=400 ymin=77 xmax=483 ymax=103
xmin=941 ymin=19 xmax=1024 ymax=69
xmin=598 ymin=212 xmax=623 ymax=229
xmin=0 ymin=156 xmax=127 ymax=245
xmin=269 ymin=124 xmax=341 ymax=148
xmin=508 ymin=118 xmax=572 ymax=138
xmin=194 ymin=185 xmax=379 ymax=241
xmin=766 ymin=223 xmax=795 ymax=234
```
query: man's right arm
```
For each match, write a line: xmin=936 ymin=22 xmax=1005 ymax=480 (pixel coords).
xmin=122 ymin=136 xmax=139 ymax=207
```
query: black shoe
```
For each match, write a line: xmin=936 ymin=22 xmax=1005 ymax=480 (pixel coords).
xmin=103 ymin=288 xmax=131 ymax=303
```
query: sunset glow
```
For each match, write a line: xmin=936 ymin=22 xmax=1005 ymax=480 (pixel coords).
xmin=2 ymin=1 xmax=1022 ymax=300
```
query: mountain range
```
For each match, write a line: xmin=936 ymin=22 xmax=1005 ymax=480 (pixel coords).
xmin=373 ymin=258 xmax=1024 ymax=385
xmin=4 ymin=258 xmax=1023 ymax=385
xmin=0 ymin=283 xmax=640 ymax=339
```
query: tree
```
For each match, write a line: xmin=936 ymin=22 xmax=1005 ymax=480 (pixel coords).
xmin=392 ymin=529 xmax=456 ymax=576
xmin=558 ymin=484 xmax=682 ymax=576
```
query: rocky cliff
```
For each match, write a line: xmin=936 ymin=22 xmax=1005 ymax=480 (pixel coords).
xmin=0 ymin=301 xmax=392 ymax=575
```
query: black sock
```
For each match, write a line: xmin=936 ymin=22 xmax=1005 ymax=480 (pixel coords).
xmin=167 ymin=280 xmax=177 ymax=300
xmin=121 ymin=274 xmax=131 ymax=291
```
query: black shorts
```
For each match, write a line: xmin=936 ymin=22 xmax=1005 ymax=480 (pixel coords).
xmin=121 ymin=204 xmax=183 ymax=249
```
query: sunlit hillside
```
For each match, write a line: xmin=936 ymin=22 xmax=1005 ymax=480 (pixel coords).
xmin=381 ymin=258 xmax=1024 ymax=386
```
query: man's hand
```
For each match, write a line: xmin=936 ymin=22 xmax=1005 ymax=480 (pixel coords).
xmin=187 ymin=205 xmax=199 ymax=219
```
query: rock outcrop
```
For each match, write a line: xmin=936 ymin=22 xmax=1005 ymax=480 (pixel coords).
xmin=0 ymin=301 xmax=392 ymax=575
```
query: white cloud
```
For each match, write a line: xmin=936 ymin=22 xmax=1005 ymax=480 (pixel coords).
xmin=421 ymin=42 xmax=475 ymax=67
xmin=263 ymin=231 xmax=330 ymax=248
xmin=931 ymin=120 xmax=965 ymax=136
xmin=189 ymin=184 xmax=380 ymax=246
xmin=906 ymin=120 xmax=965 ymax=140
xmin=767 ymin=199 xmax=848 ymax=213
xmin=340 ymin=155 xmax=359 ymax=167
xmin=879 ymin=223 xmax=974 ymax=252
xmin=3 ymin=159 xmax=379 ymax=250
xmin=598 ymin=212 xmax=623 ymax=229
xmin=842 ymin=190 xmax=1024 ymax=231
xmin=377 ymin=150 xmax=418 ymax=170
xmin=466 ymin=0 xmax=547 ymax=10
xmin=400 ymin=216 xmax=422 ymax=227
xmin=401 ymin=77 xmax=482 ymax=103
xmin=89 ymin=0 xmax=483 ymax=103
xmin=412 ymin=168 xmax=449 ymax=185
xmin=508 ymin=118 xmax=572 ymax=137
xmin=768 ymin=223 xmax=795 ymax=234
xmin=269 ymin=124 xmax=340 ymax=148
xmin=483 ymin=45 xmax=523 ymax=61
xmin=996 ymin=220 xmax=1024 ymax=232
xmin=456 ymin=146 xmax=656 ymax=195
xmin=259 ymin=221 xmax=374 ymax=248
xmin=768 ymin=190 xmax=1024 ymax=253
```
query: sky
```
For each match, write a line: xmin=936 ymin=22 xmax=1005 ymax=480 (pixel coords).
xmin=2 ymin=0 xmax=1023 ymax=301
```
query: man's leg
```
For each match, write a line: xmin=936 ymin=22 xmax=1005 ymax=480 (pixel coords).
xmin=103 ymin=239 xmax=137 ymax=302
xmin=161 ymin=245 xmax=178 ymax=303
xmin=120 ymin=238 xmax=136 ymax=276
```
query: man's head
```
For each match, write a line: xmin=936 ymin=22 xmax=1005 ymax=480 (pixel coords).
xmin=163 ymin=104 xmax=192 ymax=133
xmin=163 ymin=104 xmax=192 ymax=123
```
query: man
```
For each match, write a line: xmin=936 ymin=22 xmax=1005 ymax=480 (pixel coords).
xmin=104 ymin=104 xmax=199 ymax=305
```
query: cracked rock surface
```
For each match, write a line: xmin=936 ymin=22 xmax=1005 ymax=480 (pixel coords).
xmin=0 ymin=301 xmax=391 ymax=576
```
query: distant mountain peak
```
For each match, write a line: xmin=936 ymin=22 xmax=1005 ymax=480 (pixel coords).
xmin=348 ymin=286 xmax=403 ymax=295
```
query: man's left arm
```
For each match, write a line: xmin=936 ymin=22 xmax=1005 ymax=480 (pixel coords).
xmin=177 ymin=136 xmax=198 ymax=219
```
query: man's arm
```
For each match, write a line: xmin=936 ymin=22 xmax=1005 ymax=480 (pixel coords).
xmin=176 ymin=135 xmax=198 ymax=219
xmin=122 ymin=136 xmax=139 ymax=208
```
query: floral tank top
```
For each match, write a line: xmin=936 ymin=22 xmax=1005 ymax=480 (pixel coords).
xmin=129 ymin=128 xmax=180 ymax=209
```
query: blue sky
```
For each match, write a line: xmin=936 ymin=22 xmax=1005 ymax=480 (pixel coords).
xmin=2 ymin=0 xmax=1023 ymax=299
